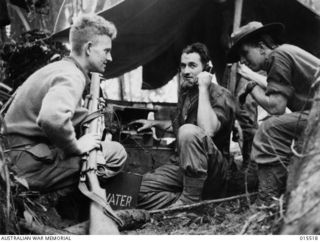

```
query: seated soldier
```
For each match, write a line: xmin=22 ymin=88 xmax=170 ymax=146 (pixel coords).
xmin=228 ymin=21 xmax=320 ymax=204
xmin=131 ymin=43 xmax=236 ymax=209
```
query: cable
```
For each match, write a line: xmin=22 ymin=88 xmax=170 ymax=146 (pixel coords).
xmin=53 ymin=0 xmax=67 ymax=34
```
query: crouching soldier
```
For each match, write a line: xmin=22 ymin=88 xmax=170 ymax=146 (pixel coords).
xmin=228 ymin=21 xmax=320 ymax=204
xmin=3 ymin=14 xmax=127 ymax=193
xmin=131 ymin=43 xmax=236 ymax=209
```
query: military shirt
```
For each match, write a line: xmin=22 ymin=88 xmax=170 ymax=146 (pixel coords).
xmin=265 ymin=44 xmax=320 ymax=111
xmin=172 ymin=82 xmax=236 ymax=158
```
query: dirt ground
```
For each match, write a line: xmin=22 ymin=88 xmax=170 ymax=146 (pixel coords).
xmin=1 ymin=140 xmax=284 ymax=235
xmin=0 ymin=183 xmax=284 ymax=235
xmin=123 ymin=197 xmax=284 ymax=235
xmin=122 ymin=141 xmax=283 ymax=235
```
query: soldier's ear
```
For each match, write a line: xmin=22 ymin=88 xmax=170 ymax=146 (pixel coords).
xmin=85 ymin=42 xmax=93 ymax=56
xmin=258 ymin=41 xmax=267 ymax=55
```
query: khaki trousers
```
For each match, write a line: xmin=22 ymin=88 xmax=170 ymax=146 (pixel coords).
xmin=7 ymin=136 xmax=127 ymax=192
xmin=138 ymin=124 xmax=230 ymax=210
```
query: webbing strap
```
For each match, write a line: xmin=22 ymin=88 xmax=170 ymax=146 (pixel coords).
xmin=78 ymin=172 xmax=124 ymax=227
xmin=81 ymin=110 xmax=104 ymax=126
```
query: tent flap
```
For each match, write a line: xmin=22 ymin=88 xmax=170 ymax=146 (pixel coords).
xmin=52 ymin=0 xmax=320 ymax=89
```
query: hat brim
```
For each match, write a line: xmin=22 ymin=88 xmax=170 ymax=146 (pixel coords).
xmin=227 ymin=23 xmax=284 ymax=63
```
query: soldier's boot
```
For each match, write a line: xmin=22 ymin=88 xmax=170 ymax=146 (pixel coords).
xmin=170 ymin=175 xmax=206 ymax=207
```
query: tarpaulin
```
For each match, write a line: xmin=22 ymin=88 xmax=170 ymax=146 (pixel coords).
xmin=52 ymin=0 xmax=208 ymax=88
xmin=0 ymin=0 xmax=11 ymax=27
xmin=52 ymin=0 xmax=320 ymax=89
xmin=9 ymin=0 xmax=28 ymax=10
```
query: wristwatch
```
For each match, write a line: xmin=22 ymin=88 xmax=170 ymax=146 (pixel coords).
xmin=239 ymin=82 xmax=257 ymax=105
xmin=245 ymin=81 xmax=258 ymax=94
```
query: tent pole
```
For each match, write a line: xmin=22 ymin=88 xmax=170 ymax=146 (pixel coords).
xmin=233 ymin=0 xmax=243 ymax=31
xmin=119 ymin=75 xmax=125 ymax=101
xmin=228 ymin=0 xmax=243 ymax=95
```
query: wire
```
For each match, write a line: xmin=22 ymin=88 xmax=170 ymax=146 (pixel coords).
xmin=290 ymin=140 xmax=304 ymax=158
xmin=110 ymin=108 xmax=122 ymax=141
xmin=53 ymin=0 xmax=67 ymax=34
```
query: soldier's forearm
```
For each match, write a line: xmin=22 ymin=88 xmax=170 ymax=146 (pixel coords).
xmin=197 ymin=87 xmax=220 ymax=136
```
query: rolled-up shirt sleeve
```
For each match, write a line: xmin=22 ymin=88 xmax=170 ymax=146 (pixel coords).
xmin=265 ymin=52 xmax=294 ymax=98
xmin=209 ymin=85 xmax=235 ymax=130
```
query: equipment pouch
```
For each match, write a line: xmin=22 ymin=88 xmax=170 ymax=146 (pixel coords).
xmin=25 ymin=143 xmax=56 ymax=163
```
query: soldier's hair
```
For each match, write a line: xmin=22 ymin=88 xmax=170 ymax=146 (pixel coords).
xmin=182 ymin=42 xmax=211 ymax=67
xmin=70 ymin=14 xmax=117 ymax=55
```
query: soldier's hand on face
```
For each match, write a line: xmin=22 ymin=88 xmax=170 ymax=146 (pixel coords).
xmin=77 ymin=133 xmax=101 ymax=154
xmin=128 ymin=119 xmax=153 ymax=132
xmin=197 ymin=72 xmax=213 ymax=89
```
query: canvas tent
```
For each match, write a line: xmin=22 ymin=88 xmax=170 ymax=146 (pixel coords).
xmin=52 ymin=0 xmax=320 ymax=89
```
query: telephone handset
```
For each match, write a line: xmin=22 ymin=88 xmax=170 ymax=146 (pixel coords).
xmin=203 ymin=60 xmax=215 ymax=74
